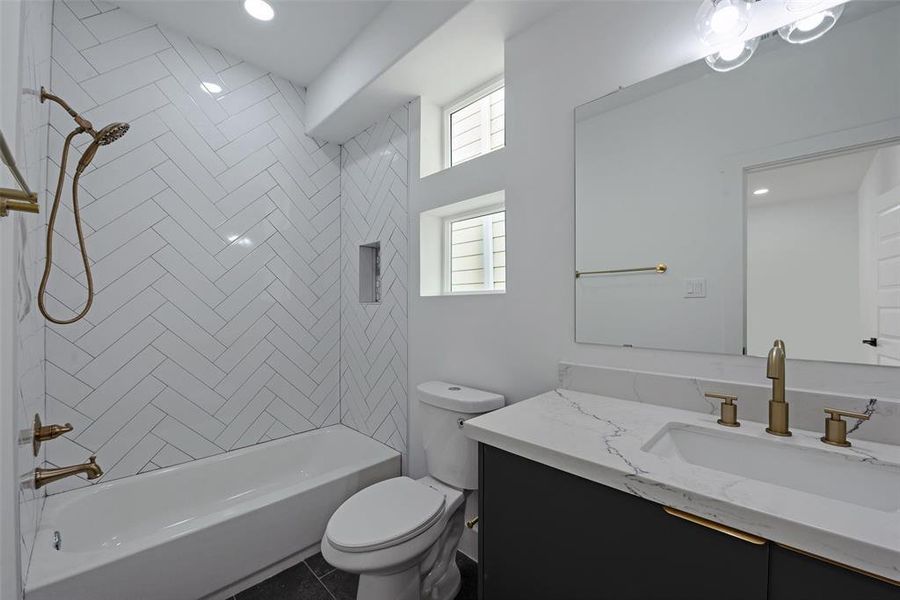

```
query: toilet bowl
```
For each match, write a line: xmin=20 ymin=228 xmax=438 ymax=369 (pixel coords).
xmin=321 ymin=382 xmax=504 ymax=600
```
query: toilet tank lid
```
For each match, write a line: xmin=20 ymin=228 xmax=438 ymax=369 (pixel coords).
xmin=417 ymin=381 xmax=504 ymax=413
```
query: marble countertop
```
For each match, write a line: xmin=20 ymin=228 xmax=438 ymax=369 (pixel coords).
xmin=463 ymin=389 xmax=900 ymax=583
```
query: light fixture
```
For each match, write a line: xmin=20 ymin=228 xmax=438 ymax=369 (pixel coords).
xmin=705 ymin=36 xmax=760 ymax=72
xmin=201 ymin=82 xmax=222 ymax=94
xmin=696 ymin=0 xmax=753 ymax=46
xmin=243 ymin=0 xmax=274 ymax=21
xmin=753 ymin=187 xmax=770 ymax=195
xmin=778 ymin=3 xmax=844 ymax=44
xmin=784 ymin=0 xmax=826 ymax=13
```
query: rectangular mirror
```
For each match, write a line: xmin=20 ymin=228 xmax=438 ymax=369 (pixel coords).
xmin=575 ymin=2 xmax=900 ymax=366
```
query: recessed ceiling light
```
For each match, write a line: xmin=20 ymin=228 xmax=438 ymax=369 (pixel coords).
xmin=244 ymin=0 xmax=274 ymax=22
xmin=201 ymin=82 xmax=222 ymax=94
xmin=753 ymin=188 xmax=770 ymax=195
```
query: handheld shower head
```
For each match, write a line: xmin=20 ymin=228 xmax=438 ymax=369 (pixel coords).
xmin=95 ymin=122 xmax=129 ymax=146
xmin=38 ymin=87 xmax=131 ymax=325
xmin=75 ymin=122 xmax=129 ymax=174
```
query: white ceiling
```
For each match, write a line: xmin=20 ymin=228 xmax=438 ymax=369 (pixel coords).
xmin=747 ymin=147 xmax=884 ymax=206
xmin=308 ymin=0 xmax=562 ymax=141
xmin=117 ymin=0 xmax=389 ymax=85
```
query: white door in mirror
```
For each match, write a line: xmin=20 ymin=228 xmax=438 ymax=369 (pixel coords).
xmin=861 ymin=181 xmax=900 ymax=366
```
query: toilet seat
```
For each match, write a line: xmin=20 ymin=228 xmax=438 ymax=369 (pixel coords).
xmin=325 ymin=477 xmax=446 ymax=553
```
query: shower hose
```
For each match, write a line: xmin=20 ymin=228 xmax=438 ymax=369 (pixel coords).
xmin=38 ymin=127 xmax=93 ymax=325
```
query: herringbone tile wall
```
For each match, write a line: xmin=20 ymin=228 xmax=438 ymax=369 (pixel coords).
xmin=44 ymin=1 xmax=346 ymax=491
xmin=340 ymin=106 xmax=409 ymax=467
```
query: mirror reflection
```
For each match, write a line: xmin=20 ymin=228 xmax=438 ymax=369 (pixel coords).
xmin=574 ymin=2 xmax=900 ymax=366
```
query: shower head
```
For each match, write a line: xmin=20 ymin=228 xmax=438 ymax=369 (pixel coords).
xmin=94 ymin=122 xmax=129 ymax=146
xmin=74 ymin=123 xmax=129 ymax=174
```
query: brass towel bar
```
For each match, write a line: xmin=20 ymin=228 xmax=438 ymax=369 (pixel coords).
xmin=575 ymin=263 xmax=667 ymax=278
xmin=0 ymin=130 xmax=39 ymax=217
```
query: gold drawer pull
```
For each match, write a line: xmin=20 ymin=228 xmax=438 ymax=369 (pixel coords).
xmin=663 ymin=507 xmax=766 ymax=545
xmin=778 ymin=544 xmax=900 ymax=587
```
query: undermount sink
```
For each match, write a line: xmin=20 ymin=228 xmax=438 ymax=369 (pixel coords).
xmin=642 ymin=423 xmax=900 ymax=513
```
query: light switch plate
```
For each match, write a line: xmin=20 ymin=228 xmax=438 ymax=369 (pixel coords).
xmin=684 ymin=278 xmax=707 ymax=298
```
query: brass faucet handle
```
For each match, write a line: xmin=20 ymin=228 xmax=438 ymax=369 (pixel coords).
xmin=706 ymin=392 xmax=740 ymax=427
xmin=821 ymin=408 xmax=870 ymax=448
xmin=824 ymin=407 xmax=870 ymax=421
xmin=704 ymin=392 xmax=737 ymax=403
xmin=32 ymin=414 xmax=75 ymax=456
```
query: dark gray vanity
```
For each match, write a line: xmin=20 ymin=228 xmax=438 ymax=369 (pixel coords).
xmin=478 ymin=444 xmax=898 ymax=599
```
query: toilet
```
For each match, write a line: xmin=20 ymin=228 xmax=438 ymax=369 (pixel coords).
xmin=321 ymin=381 xmax=504 ymax=600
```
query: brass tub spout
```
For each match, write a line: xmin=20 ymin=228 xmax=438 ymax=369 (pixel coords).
xmin=34 ymin=456 xmax=103 ymax=489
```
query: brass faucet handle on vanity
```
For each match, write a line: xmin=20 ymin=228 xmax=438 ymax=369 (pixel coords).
xmin=821 ymin=408 xmax=870 ymax=448
xmin=705 ymin=392 xmax=740 ymax=427
xmin=32 ymin=414 xmax=74 ymax=457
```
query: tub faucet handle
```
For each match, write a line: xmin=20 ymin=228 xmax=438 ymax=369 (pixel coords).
xmin=32 ymin=413 xmax=74 ymax=456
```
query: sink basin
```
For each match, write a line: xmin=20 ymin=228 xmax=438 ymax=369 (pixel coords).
xmin=642 ymin=424 xmax=900 ymax=512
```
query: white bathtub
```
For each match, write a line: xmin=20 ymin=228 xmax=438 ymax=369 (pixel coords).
xmin=25 ymin=425 xmax=400 ymax=600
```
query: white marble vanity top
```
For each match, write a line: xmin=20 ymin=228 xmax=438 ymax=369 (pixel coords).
xmin=464 ymin=389 xmax=900 ymax=583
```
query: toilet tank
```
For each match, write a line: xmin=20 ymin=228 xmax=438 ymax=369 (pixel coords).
xmin=418 ymin=381 xmax=504 ymax=490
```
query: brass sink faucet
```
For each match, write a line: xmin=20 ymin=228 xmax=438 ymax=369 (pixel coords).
xmin=765 ymin=339 xmax=791 ymax=436
xmin=34 ymin=456 xmax=103 ymax=489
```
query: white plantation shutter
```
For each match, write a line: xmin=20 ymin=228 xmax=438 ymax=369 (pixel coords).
xmin=449 ymin=210 xmax=505 ymax=292
xmin=449 ymin=86 xmax=505 ymax=166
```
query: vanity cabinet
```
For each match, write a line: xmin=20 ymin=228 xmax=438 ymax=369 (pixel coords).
xmin=478 ymin=444 xmax=898 ymax=600
xmin=478 ymin=444 xmax=768 ymax=600
xmin=767 ymin=545 xmax=898 ymax=599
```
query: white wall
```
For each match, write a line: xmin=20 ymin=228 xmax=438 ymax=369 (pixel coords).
xmin=747 ymin=193 xmax=864 ymax=363
xmin=1 ymin=0 xmax=52 ymax=595
xmin=0 ymin=1 xmax=26 ymax=594
xmin=407 ymin=1 xmax=900 ymax=491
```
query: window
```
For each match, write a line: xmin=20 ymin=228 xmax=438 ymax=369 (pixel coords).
xmin=445 ymin=80 xmax=505 ymax=167
xmin=447 ymin=209 xmax=506 ymax=293
xmin=419 ymin=191 xmax=505 ymax=297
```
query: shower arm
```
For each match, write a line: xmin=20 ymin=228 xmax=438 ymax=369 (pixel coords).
xmin=40 ymin=87 xmax=95 ymax=134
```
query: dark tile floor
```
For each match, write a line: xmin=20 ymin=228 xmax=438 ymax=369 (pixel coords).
xmin=233 ymin=551 xmax=477 ymax=600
